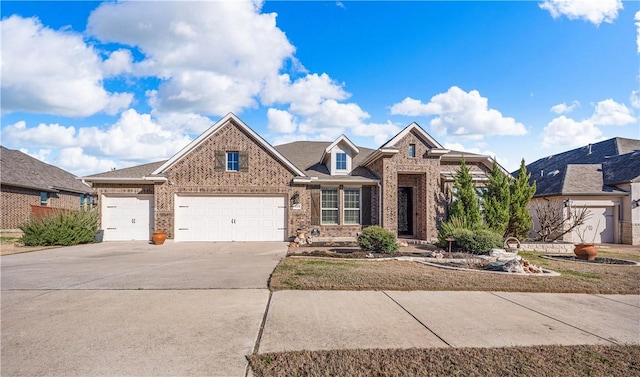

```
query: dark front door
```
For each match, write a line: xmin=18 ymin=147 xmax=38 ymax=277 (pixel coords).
xmin=397 ymin=187 xmax=413 ymax=236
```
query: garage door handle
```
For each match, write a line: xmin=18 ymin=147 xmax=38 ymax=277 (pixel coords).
xmin=178 ymin=228 xmax=188 ymax=230
xmin=107 ymin=227 xmax=117 ymax=230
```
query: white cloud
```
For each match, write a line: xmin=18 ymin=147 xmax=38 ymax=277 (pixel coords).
xmin=87 ymin=1 xmax=295 ymax=116
xmin=3 ymin=121 xmax=78 ymax=148
xmin=55 ymin=147 xmax=117 ymax=176
xmin=542 ymin=98 xmax=636 ymax=148
xmin=103 ymin=49 xmax=134 ymax=77
xmin=542 ymin=116 xmax=603 ymax=148
xmin=390 ymin=86 xmax=527 ymax=139
xmin=443 ymin=142 xmax=506 ymax=167
xmin=550 ymin=100 xmax=580 ymax=114
xmin=630 ymin=90 xmax=640 ymax=109
xmin=267 ymin=108 xmax=297 ymax=133
xmin=262 ymin=73 xmax=349 ymax=114
xmin=539 ymin=0 xmax=623 ymax=26
xmin=0 ymin=15 xmax=132 ymax=117
xmin=636 ymin=11 xmax=640 ymax=53
xmin=589 ymin=99 xmax=636 ymax=126
xmin=3 ymin=109 xmax=194 ymax=175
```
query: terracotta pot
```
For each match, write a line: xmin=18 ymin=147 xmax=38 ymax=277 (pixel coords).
xmin=152 ymin=232 xmax=167 ymax=245
xmin=574 ymin=244 xmax=598 ymax=261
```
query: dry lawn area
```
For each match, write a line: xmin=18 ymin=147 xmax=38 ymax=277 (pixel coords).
xmin=271 ymin=249 xmax=640 ymax=294
xmin=0 ymin=233 xmax=57 ymax=256
xmin=249 ymin=344 xmax=640 ymax=377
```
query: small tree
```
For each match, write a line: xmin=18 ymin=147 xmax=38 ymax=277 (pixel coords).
xmin=482 ymin=159 xmax=510 ymax=235
xmin=449 ymin=158 xmax=482 ymax=228
xmin=506 ymin=159 xmax=536 ymax=240
xmin=531 ymin=200 xmax=591 ymax=242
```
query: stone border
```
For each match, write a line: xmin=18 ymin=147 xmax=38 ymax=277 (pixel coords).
xmin=519 ymin=242 xmax=575 ymax=253
xmin=288 ymin=255 xmax=561 ymax=276
xmin=541 ymin=254 xmax=640 ymax=266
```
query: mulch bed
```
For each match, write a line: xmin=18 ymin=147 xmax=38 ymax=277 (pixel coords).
xmin=542 ymin=255 xmax=640 ymax=266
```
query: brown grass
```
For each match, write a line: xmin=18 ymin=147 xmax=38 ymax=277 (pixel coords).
xmin=0 ymin=234 xmax=57 ymax=256
xmin=270 ymin=249 xmax=640 ymax=294
xmin=248 ymin=344 xmax=640 ymax=377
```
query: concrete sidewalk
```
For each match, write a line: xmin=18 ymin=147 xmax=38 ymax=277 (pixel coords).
xmin=258 ymin=291 xmax=640 ymax=353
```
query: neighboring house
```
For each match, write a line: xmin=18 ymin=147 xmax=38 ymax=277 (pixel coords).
xmin=524 ymin=138 xmax=640 ymax=245
xmin=81 ymin=113 xmax=500 ymax=243
xmin=0 ymin=146 xmax=93 ymax=230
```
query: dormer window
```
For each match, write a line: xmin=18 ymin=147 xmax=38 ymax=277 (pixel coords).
xmin=336 ymin=153 xmax=347 ymax=170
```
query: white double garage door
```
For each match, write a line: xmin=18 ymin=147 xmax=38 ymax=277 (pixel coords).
xmin=102 ymin=195 xmax=287 ymax=242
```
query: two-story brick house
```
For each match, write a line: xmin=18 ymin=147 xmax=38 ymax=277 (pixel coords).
xmin=81 ymin=113 xmax=499 ymax=242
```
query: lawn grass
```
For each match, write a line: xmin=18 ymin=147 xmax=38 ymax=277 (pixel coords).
xmin=248 ymin=344 xmax=640 ymax=377
xmin=270 ymin=249 xmax=640 ymax=294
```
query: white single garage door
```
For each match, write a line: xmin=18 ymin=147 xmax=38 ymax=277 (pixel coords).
xmin=572 ymin=206 xmax=614 ymax=244
xmin=174 ymin=196 xmax=287 ymax=242
xmin=102 ymin=196 xmax=153 ymax=241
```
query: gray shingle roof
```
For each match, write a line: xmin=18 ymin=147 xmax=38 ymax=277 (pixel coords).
xmin=0 ymin=146 xmax=90 ymax=193
xmin=274 ymin=141 xmax=379 ymax=180
xmin=603 ymin=151 xmax=640 ymax=185
xmin=82 ymin=160 xmax=167 ymax=179
xmin=522 ymin=138 xmax=640 ymax=197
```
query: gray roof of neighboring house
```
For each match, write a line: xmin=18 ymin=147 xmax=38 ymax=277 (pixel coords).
xmin=274 ymin=141 xmax=379 ymax=180
xmin=603 ymin=151 xmax=640 ymax=185
xmin=82 ymin=160 xmax=167 ymax=179
xmin=0 ymin=146 xmax=90 ymax=193
xmin=522 ymin=138 xmax=640 ymax=197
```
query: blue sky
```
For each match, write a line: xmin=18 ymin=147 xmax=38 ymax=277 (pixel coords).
xmin=1 ymin=0 xmax=638 ymax=176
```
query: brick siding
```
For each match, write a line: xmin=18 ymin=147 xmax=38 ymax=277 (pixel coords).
xmin=1 ymin=186 xmax=83 ymax=230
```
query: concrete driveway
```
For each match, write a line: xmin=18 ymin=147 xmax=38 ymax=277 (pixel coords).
xmin=1 ymin=241 xmax=287 ymax=377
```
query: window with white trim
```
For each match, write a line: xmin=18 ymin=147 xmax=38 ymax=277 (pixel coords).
xmin=409 ymin=144 xmax=416 ymax=158
xmin=321 ymin=189 xmax=339 ymax=224
xmin=343 ymin=188 xmax=361 ymax=224
xmin=226 ymin=151 xmax=239 ymax=171
xmin=336 ymin=152 xmax=347 ymax=170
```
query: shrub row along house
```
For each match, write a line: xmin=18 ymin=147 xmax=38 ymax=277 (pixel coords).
xmin=525 ymin=137 xmax=640 ymax=246
xmin=0 ymin=146 xmax=93 ymax=230
xmin=81 ymin=113 xmax=499 ymax=243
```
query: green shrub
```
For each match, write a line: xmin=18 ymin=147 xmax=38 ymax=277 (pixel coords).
xmin=445 ymin=228 xmax=502 ymax=255
xmin=358 ymin=226 xmax=398 ymax=254
xmin=19 ymin=209 xmax=100 ymax=246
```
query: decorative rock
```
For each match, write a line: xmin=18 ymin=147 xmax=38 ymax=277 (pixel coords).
xmin=366 ymin=253 xmax=375 ymax=258
xmin=502 ymin=259 xmax=525 ymax=273
xmin=397 ymin=241 xmax=409 ymax=247
xmin=428 ymin=251 xmax=444 ymax=259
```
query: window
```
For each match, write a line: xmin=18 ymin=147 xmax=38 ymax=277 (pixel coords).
xmin=226 ymin=151 xmax=239 ymax=171
xmin=80 ymin=194 xmax=85 ymax=207
xmin=336 ymin=152 xmax=347 ymax=170
xmin=40 ymin=192 xmax=48 ymax=206
xmin=409 ymin=144 xmax=416 ymax=158
xmin=343 ymin=188 xmax=361 ymax=224
xmin=321 ymin=189 xmax=338 ymax=224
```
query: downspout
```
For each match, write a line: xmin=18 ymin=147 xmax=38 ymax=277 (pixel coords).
xmin=377 ymin=181 xmax=382 ymax=226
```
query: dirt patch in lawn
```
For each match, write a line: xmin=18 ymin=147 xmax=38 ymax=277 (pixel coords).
xmin=272 ymin=248 xmax=640 ymax=294
xmin=248 ymin=344 xmax=640 ymax=377
xmin=0 ymin=234 xmax=58 ymax=256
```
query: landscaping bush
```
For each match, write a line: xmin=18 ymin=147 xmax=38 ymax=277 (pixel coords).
xmin=358 ymin=226 xmax=398 ymax=254
xmin=19 ymin=209 xmax=100 ymax=246
xmin=438 ymin=218 xmax=503 ymax=254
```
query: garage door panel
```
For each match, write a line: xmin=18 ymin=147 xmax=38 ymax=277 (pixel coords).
xmin=572 ymin=206 xmax=614 ymax=244
xmin=102 ymin=196 xmax=152 ymax=241
xmin=174 ymin=196 xmax=286 ymax=242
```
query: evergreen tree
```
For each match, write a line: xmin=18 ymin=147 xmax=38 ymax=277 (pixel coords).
xmin=482 ymin=159 xmax=511 ymax=235
xmin=449 ymin=158 xmax=481 ymax=227
xmin=506 ymin=159 xmax=536 ymax=239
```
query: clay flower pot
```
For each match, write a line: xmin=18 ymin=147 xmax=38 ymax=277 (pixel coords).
xmin=574 ymin=244 xmax=597 ymax=261
xmin=152 ymin=232 xmax=167 ymax=245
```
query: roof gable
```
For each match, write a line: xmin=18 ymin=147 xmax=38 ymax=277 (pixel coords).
xmin=153 ymin=113 xmax=305 ymax=176
xmin=0 ymin=146 xmax=90 ymax=193
xmin=380 ymin=122 xmax=445 ymax=150
xmin=321 ymin=134 xmax=359 ymax=164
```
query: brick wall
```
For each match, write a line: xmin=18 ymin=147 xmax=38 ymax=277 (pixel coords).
xmin=1 ymin=186 xmax=83 ymax=230
xmin=157 ymin=119 xmax=302 ymax=239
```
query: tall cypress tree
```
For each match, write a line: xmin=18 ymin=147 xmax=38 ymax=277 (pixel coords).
xmin=449 ymin=158 xmax=481 ymax=227
xmin=482 ymin=159 xmax=511 ymax=235
xmin=506 ymin=159 xmax=536 ymax=239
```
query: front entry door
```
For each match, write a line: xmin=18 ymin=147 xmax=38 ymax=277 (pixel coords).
xmin=397 ymin=187 xmax=413 ymax=236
